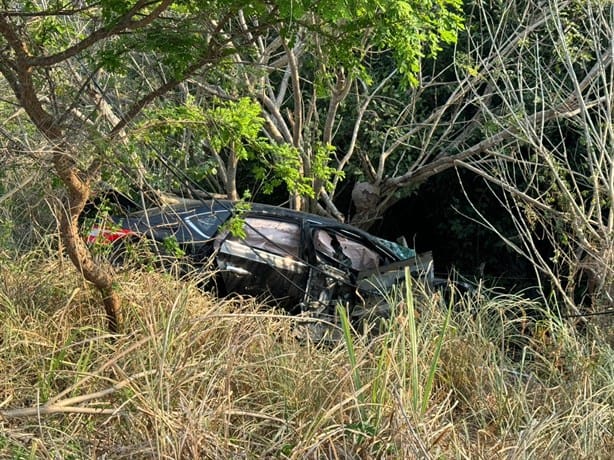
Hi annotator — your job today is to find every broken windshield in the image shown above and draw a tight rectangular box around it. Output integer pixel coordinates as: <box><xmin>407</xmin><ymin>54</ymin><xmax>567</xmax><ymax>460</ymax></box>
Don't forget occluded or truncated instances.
<box><xmin>372</xmin><ymin>236</ymin><xmax>416</xmax><ymax>261</ymax></box>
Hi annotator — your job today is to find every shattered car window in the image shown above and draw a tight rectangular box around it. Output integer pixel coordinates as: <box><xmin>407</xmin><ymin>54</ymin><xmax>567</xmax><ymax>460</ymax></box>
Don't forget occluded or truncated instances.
<box><xmin>373</xmin><ymin>236</ymin><xmax>416</xmax><ymax>260</ymax></box>
<box><xmin>314</xmin><ymin>229</ymin><xmax>382</xmax><ymax>271</ymax></box>
<box><xmin>191</xmin><ymin>210</ymin><xmax>232</xmax><ymax>238</ymax></box>
<box><xmin>236</xmin><ymin>217</ymin><xmax>301</xmax><ymax>258</ymax></box>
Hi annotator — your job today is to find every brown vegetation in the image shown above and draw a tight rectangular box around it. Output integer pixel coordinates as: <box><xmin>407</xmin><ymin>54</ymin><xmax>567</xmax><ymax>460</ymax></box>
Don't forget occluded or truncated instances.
<box><xmin>0</xmin><ymin>251</ymin><xmax>611</xmax><ymax>458</ymax></box>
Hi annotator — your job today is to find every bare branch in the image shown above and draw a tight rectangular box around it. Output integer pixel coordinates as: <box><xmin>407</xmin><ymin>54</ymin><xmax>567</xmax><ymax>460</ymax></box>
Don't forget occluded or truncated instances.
<box><xmin>1</xmin><ymin>370</ymin><xmax>155</xmax><ymax>419</ymax></box>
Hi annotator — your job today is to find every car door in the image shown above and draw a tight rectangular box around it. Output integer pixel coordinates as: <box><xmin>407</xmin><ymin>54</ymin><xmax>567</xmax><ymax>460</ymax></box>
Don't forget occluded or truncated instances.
<box><xmin>215</xmin><ymin>216</ymin><xmax>309</xmax><ymax>311</ymax></box>
<box><xmin>303</xmin><ymin>225</ymin><xmax>387</xmax><ymax>317</ymax></box>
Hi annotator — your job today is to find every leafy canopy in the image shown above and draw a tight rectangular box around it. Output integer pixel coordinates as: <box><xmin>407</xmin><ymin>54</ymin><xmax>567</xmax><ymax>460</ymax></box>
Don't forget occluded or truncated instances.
<box><xmin>5</xmin><ymin>0</ymin><xmax>463</xmax><ymax>85</ymax></box>
<box><xmin>136</xmin><ymin>97</ymin><xmax>336</xmax><ymax>197</ymax></box>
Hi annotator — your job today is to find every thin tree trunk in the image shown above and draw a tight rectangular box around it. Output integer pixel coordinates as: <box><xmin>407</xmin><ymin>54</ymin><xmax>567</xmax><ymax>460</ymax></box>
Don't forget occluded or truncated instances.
<box><xmin>226</xmin><ymin>149</ymin><xmax>239</xmax><ymax>201</ymax></box>
<box><xmin>53</xmin><ymin>152</ymin><xmax>122</xmax><ymax>332</ymax></box>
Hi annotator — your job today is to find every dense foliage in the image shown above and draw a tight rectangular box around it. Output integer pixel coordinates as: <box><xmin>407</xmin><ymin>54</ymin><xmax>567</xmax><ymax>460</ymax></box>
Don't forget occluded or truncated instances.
<box><xmin>0</xmin><ymin>0</ymin><xmax>464</xmax><ymax>329</ymax></box>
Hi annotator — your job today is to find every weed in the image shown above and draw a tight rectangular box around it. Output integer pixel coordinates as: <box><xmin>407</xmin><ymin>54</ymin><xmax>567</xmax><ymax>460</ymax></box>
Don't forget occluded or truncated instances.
<box><xmin>0</xmin><ymin>251</ymin><xmax>612</xmax><ymax>458</ymax></box>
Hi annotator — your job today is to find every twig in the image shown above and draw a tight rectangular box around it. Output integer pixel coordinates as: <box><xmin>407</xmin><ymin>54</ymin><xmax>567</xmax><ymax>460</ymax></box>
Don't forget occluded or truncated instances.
<box><xmin>1</xmin><ymin>406</ymin><xmax>118</xmax><ymax>417</ymax></box>
<box><xmin>46</xmin><ymin>335</ymin><xmax>150</xmax><ymax>405</ymax></box>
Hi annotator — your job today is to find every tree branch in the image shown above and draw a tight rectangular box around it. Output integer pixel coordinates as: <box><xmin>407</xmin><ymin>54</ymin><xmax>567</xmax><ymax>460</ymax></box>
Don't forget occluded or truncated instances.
<box><xmin>0</xmin><ymin>370</ymin><xmax>155</xmax><ymax>419</ymax></box>
<box><xmin>25</xmin><ymin>0</ymin><xmax>174</xmax><ymax>68</ymax></box>
<box><xmin>390</xmin><ymin>96</ymin><xmax>608</xmax><ymax>188</ymax></box>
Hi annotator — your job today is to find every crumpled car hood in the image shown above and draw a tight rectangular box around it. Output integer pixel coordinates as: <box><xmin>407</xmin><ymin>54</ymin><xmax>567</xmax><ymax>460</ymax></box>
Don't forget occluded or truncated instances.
<box><xmin>357</xmin><ymin>251</ymin><xmax>434</xmax><ymax>294</ymax></box>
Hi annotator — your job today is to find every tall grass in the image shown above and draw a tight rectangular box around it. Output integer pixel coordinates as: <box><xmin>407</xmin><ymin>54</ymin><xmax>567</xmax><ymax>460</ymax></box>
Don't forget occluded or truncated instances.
<box><xmin>0</xmin><ymin>250</ymin><xmax>612</xmax><ymax>458</ymax></box>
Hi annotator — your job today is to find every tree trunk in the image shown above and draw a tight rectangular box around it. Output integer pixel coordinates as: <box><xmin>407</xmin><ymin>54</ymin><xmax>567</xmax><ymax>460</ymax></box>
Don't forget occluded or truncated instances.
<box><xmin>350</xmin><ymin>181</ymin><xmax>382</xmax><ymax>229</ymax></box>
<box><xmin>226</xmin><ymin>149</ymin><xmax>239</xmax><ymax>201</ymax></box>
<box><xmin>52</xmin><ymin>152</ymin><xmax>122</xmax><ymax>332</ymax></box>
<box><xmin>15</xmin><ymin>93</ymin><xmax>123</xmax><ymax>332</ymax></box>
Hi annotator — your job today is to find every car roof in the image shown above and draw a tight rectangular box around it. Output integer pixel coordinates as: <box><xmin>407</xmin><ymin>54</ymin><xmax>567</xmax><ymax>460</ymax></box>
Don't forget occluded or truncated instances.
<box><xmin>245</xmin><ymin>202</ymin><xmax>339</xmax><ymax>224</ymax></box>
<box><xmin>122</xmin><ymin>199</ymin><xmax>414</xmax><ymax>261</ymax></box>
<box><xmin>130</xmin><ymin>199</ymin><xmax>341</xmax><ymax>226</ymax></box>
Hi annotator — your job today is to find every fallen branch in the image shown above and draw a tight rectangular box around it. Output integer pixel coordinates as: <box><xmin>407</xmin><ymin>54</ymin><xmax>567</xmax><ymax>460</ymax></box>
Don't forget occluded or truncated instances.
<box><xmin>0</xmin><ymin>370</ymin><xmax>155</xmax><ymax>419</ymax></box>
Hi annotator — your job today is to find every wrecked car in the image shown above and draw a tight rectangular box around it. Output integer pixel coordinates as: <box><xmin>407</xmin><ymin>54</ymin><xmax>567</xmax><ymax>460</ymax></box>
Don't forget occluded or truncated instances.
<box><xmin>87</xmin><ymin>199</ymin><xmax>448</xmax><ymax>332</ymax></box>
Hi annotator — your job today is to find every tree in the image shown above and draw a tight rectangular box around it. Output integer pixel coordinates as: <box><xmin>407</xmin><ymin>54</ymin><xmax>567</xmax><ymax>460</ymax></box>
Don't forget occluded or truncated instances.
<box><xmin>1</xmin><ymin>1</ymin><xmax>184</xmax><ymax>332</ymax></box>
<box><xmin>0</xmin><ymin>0</ymin><xmax>465</xmax><ymax>331</ymax></box>
<box><xmin>281</xmin><ymin>0</ymin><xmax>609</xmax><ymax>237</ymax></box>
<box><xmin>125</xmin><ymin>1</ymin><xmax>464</xmax><ymax>217</ymax></box>
<box><xmin>0</xmin><ymin>1</ymin><xmax>287</xmax><ymax>331</ymax></box>
<box><xmin>449</xmin><ymin>0</ymin><xmax>613</xmax><ymax>316</ymax></box>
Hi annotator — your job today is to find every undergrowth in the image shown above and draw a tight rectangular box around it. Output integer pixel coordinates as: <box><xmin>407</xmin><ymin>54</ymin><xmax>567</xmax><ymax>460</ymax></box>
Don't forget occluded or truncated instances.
<box><xmin>0</xmin><ymin>250</ymin><xmax>612</xmax><ymax>459</ymax></box>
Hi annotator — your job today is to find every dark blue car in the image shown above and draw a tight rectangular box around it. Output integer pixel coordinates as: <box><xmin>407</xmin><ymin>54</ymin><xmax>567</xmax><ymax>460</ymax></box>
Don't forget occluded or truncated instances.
<box><xmin>87</xmin><ymin>198</ymin><xmax>443</xmax><ymax>333</ymax></box>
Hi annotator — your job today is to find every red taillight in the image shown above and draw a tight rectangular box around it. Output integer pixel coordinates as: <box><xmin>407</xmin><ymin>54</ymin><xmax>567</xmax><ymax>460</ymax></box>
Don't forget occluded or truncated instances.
<box><xmin>87</xmin><ymin>225</ymin><xmax>135</xmax><ymax>244</ymax></box>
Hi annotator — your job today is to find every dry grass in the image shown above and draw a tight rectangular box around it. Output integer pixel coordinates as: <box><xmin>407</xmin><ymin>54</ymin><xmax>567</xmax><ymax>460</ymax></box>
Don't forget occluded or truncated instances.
<box><xmin>0</xmin><ymin>250</ymin><xmax>612</xmax><ymax>459</ymax></box>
